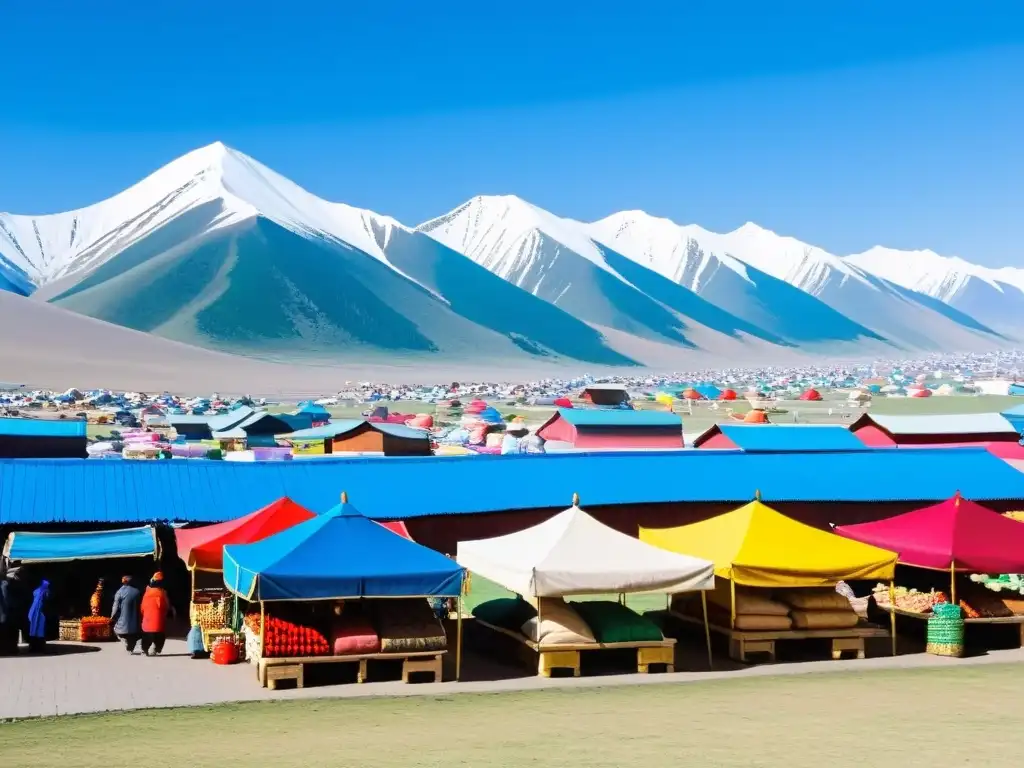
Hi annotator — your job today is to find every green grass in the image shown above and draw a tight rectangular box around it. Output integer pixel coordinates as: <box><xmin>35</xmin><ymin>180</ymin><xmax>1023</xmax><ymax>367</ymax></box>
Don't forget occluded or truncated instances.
<box><xmin>4</xmin><ymin>664</ymin><xmax>1024</xmax><ymax>766</ymax></box>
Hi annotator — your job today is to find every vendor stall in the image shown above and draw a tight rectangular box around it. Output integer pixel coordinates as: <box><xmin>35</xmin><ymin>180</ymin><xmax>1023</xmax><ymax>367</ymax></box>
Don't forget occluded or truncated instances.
<box><xmin>2</xmin><ymin>526</ymin><xmax>159</xmax><ymax>643</ymax></box>
<box><xmin>457</xmin><ymin>495</ymin><xmax>714</xmax><ymax>677</ymax></box>
<box><xmin>175</xmin><ymin>497</ymin><xmax>317</xmax><ymax>650</ymax></box>
<box><xmin>223</xmin><ymin>493</ymin><xmax>465</xmax><ymax>689</ymax></box>
<box><xmin>640</xmin><ymin>496</ymin><xmax>898</xmax><ymax>663</ymax></box>
<box><xmin>836</xmin><ymin>493</ymin><xmax>1024</xmax><ymax>647</ymax></box>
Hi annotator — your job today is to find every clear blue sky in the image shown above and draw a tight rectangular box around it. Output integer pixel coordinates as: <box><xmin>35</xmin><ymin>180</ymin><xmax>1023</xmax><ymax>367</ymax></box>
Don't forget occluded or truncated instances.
<box><xmin>2</xmin><ymin>2</ymin><xmax>1022</xmax><ymax>266</ymax></box>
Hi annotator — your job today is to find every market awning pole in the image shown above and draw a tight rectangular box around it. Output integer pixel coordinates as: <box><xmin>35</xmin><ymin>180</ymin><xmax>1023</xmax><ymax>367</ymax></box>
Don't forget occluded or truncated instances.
<box><xmin>456</xmin><ymin>595</ymin><xmax>463</xmax><ymax>682</ymax></box>
<box><xmin>889</xmin><ymin>580</ymin><xmax>897</xmax><ymax>657</ymax></box>
<box><xmin>190</xmin><ymin>567</ymin><xmax>196</xmax><ymax>602</ymax></box>
<box><xmin>730</xmin><ymin>577</ymin><xmax>736</xmax><ymax>630</ymax></box>
<box><xmin>950</xmin><ymin>561</ymin><xmax>957</xmax><ymax>605</ymax></box>
<box><xmin>701</xmin><ymin>590</ymin><xmax>713</xmax><ymax>670</ymax></box>
<box><xmin>259</xmin><ymin>601</ymin><xmax>266</xmax><ymax>656</ymax></box>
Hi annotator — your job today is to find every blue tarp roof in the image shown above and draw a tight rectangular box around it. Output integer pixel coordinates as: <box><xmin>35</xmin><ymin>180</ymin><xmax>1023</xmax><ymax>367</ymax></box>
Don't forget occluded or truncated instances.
<box><xmin>709</xmin><ymin>424</ymin><xmax>868</xmax><ymax>451</ymax></box>
<box><xmin>0</xmin><ymin>417</ymin><xmax>86</xmax><ymax>438</ymax></box>
<box><xmin>3</xmin><ymin>526</ymin><xmax>157</xmax><ymax>563</ymax></box>
<box><xmin>694</xmin><ymin>384</ymin><xmax>721</xmax><ymax>400</ymax></box>
<box><xmin>2</xmin><ymin>448</ymin><xmax>1023</xmax><ymax>525</ymax></box>
<box><xmin>551</xmin><ymin>409</ymin><xmax>682</xmax><ymax>428</ymax></box>
<box><xmin>222</xmin><ymin>500</ymin><xmax>464</xmax><ymax>600</ymax></box>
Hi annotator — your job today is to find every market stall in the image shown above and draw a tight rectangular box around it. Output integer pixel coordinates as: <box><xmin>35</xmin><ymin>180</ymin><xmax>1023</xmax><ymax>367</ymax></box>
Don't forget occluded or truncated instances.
<box><xmin>640</xmin><ymin>496</ymin><xmax>897</xmax><ymax>663</ymax></box>
<box><xmin>222</xmin><ymin>493</ymin><xmax>465</xmax><ymax>689</ymax></box>
<box><xmin>457</xmin><ymin>496</ymin><xmax>714</xmax><ymax>677</ymax></box>
<box><xmin>2</xmin><ymin>526</ymin><xmax>159</xmax><ymax>642</ymax></box>
<box><xmin>175</xmin><ymin>497</ymin><xmax>316</xmax><ymax>649</ymax></box>
<box><xmin>836</xmin><ymin>493</ymin><xmax>1024</xmax><ymax>647</ymax></box>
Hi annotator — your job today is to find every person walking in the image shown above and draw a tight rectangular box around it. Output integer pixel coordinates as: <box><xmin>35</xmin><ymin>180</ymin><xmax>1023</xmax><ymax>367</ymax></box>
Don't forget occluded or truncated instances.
<box><xmin>110</xmin><ymin>575</ymin><xmax>143</xmax><ymax>654</ymax></box>
<box><xmin>140</xmin><ymin>572</ymin><xmax>172</xmax><ymax>656</ymax></box>
<box><xmin>26</xmin><ymin>579</ymin><xmax>51</xmax><ymax>653</ymax></box>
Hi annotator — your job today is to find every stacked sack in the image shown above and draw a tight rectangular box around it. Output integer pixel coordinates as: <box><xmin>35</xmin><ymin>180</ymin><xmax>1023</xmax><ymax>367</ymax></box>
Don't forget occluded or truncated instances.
<box><xmin>676</xmin><ymin>578</ymin><xmax>792</xmax><ymax>630</ymax></box>
<box><xmin>776</xmin><ymin>589</ymin><xmax>859</xmax><ymax>629</ymax></box>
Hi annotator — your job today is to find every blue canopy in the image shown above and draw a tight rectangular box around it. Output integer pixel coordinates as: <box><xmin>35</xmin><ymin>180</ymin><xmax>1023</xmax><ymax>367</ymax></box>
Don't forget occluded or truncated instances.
<box><xmin>222</xmin><ymin>499</ymin><xmax>464</xmax><ymax>601</ymax></box>
<box><xmin>3</xmin><ymin>526</ymin><xmax>158</xmax><ymax>563</ymax></box>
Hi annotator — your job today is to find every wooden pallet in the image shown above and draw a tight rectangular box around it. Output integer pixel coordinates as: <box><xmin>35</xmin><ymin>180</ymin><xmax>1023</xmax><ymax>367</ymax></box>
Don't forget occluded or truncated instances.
<box><xmin>255</xmin><ymin>650</ymin><xmax>447</xmax><ymax>689</ymax></box>
<box><xmin>669</xmin><ymin>611</ymin><xmax>888</xmax><ymax>663</ymax></box>
<box><xmin>474</xmin><ymin>619</ymin><xmax>675</xmax><ymax>677</ymax></box>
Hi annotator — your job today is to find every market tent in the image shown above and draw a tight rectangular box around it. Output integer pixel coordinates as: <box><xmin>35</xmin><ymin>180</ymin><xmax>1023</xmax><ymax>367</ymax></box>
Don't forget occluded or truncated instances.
<box><xmin>834</xmin><ymin>492</ymin><xmax>1024</xmax><ymax>573</ymax></box>
<box><xmin>457</xmin><ymin>501</ymin><xmax>714</xmax><ymax>597</ymax></box>
<box><xmin>694</xmin><ymin>384</ymin><xmax>721</xmax><ymax>400</ymax></box>
<box><xmin>222</xmin><ymin>495</ymin><xmax>464</xmax><ymax>601</ymax></box>
<box><xmin>639</xmin><ymin>499</ymin><xmax>897</xmax><ymax>588</ymax></box>
<box><xmin>379</xmin><ymin>520</ymin><xmax>412</xmax><ymax>540</ymax></box>
<box><xmin>3</xmin><ymin>526</ymin><xmax>158</xmax><ymax>563</ymax></box>
<box><xmin>719</xmin><ymin>389</ymin><xmax>738</xmax><ymax>401</ymax></box>
<box><xmin>799</xmin><ymin>388</ymin><xmax>823</xmax><ymax>401</ymax></box>
<box><xmin>175</xmin><ymin>497</ymin><xmax>316</xmax><ymax>571</ymax></box>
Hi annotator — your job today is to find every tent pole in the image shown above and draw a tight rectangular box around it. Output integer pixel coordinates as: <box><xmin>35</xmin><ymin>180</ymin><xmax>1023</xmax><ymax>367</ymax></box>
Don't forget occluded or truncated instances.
<box><xmin>889</xmin><ymin>580</ymin><xmax>897</xmax><ymax>657</ymax></box>
<box><xmin>190</xmin><ymin>567</ymin><xmax>196</xmax><ymax>603</ymax></box>
<box><xmin>950</xmin><ymin>561</ymin><xmax>957</xmax><ymax>605</ymax></box>
<box><xmin>730</xmin><ymin>578</ymin><xmax>736</xmax><ymax>630</ymax></box>
<box><xmin>259</xmin><ymin>601</ymin><xmax>266</xmax><ymax>656</ymax></box>
<box><xmin>456</xmin><ymin>594</ymin><xmax>463</xmax><ymax>682</ymax></box>
<box><xmin>701</xmin><ymin>590</ymin><xmax>713</xmax><ymax>670</ymax></box>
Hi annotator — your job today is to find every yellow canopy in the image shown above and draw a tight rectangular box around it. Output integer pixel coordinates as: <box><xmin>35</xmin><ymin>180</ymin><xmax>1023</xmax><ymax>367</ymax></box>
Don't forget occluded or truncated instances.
<box><xmin>639</xmin><ymin>500</ymin><xmax>898</xmax><ymax>588</ymax></box>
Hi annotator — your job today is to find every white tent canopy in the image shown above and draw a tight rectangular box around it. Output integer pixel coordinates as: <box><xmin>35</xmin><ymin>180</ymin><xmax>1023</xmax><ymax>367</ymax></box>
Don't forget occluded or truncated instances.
<box><xmin>457</xmin><ymin>503</ymin><xmax>715</xmax><ymax>597</ymax></box>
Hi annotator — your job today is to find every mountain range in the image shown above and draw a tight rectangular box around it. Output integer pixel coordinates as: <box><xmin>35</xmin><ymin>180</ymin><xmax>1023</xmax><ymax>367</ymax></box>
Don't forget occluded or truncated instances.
<box><xmin>1</xmin><ymin>142</ymin><xmax>1021</xmax><ymax>383</ymax></box>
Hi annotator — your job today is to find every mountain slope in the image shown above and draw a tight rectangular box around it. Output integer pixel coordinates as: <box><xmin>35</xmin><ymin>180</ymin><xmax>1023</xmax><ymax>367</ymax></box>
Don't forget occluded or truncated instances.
<box><xmin>847</xmin><ymin>246</ymin><xmax>1024</xmax><ymax>333</ymax></box>
<box><xmin>417</xmin><ymin>195</ymin><xmax>789</xmax><ymax>349</ymax></box>
<box><xmin>5</xmin><ymin>144</ymin><xmax>634</xmax><ymax>366</ymax></box>
<box><xmin>641</xmin><ymin>221</ymin><xmax>1003</xmax><ymax>351</ymax></box>
<box><xmin>588</xmin><ymin>211</ymin><xmax>884</xmax><ymax>347</ymax></box>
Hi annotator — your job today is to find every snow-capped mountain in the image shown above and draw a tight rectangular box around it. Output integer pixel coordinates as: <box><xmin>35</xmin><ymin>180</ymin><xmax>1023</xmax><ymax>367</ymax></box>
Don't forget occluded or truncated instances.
<box><xmin>2</xmin><ymin>144</ymin><xmax>632</xmax><ymax>365</ymax></box>
<box><xmin>586</xmin><ymin>215</ymin><xmax>1005</xmax><ymax>351</ymax></box>
<box><xmin>846</xmin><ymin>246</ymin><xmax>1024</xmax><ymax>333</ymax></box>
<box><xmin>417</xmin><ymin>195</ymin><xmax>789</xmax><ymax>349</ymax></box>
<box><xmin>587</xmin><ymin>211</ymin><xmax>884</xmax><ymax>347</ymax></box>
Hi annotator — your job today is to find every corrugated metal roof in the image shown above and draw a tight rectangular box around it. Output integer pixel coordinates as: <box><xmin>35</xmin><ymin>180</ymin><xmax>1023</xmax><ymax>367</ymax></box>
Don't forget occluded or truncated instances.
<box><xmin>553</xmin><ymin>409</ymin><xmax>682</xmax><ymax>428</ymax></box>
<box><xmin>287</xmin><ymin>420</ymin><xmax>428</xmax><ymax>441</ymax></box>
<box><xmin>0</xmin><ymin>417</ymin><xmax>86</xmax><ymax>438</ymax></box>
<box><xmin>862</xmin><ymin>413</ymin><xmax>1017</xmax><ymax>436</ymax></box>
<box><xmin>212</xmin><ymin>412</ymin><xmax>292</xmax><ymax>439</ymax></box>
<box><xmin>712</xmin><ymin>424</ymin><xmax>868</xmax><ymax>451</ymax></box>
<box><xmin>1</xmin><ymin>447</ymin><xmax>1023</xmax><ymax>525</ymax></box>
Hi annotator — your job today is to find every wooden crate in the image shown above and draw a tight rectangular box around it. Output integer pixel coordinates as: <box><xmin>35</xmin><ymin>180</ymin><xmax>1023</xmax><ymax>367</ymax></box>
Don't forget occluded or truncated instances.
<box><xmin>59</xmin><ymin>619</ymin><xmax>81</xmax><ymax>641</ymax></box>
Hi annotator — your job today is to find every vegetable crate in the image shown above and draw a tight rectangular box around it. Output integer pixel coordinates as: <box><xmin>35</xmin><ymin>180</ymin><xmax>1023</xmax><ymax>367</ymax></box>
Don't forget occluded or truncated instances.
<box><xmin>59</xmin><ymin>619</ymin><xmax>82</xmax><ymax>641</ymax></box>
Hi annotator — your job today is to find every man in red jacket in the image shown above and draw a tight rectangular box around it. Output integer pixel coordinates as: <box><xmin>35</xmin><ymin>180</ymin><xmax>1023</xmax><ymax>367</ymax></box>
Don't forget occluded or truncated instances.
<box><xmin>140</xmin><ymin>572</ymin><xmax>173</xmax><ymax>656</ymax></box>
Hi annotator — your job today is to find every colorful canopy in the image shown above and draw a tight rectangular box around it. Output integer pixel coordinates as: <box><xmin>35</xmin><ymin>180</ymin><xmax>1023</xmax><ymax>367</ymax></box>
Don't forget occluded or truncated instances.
<box><xmin>3</xmin><ymin>526</ymin><xmax>157</xmax><ymax>563</ymax></box>
<box><xmin>222</xmin><ymin>496</ymin><xmax>464</xmax><ymax>601</ymax></box>
<box><xmin>175</xmin><ymin>497</ymin><xmax>315</xmax><ymax>571</ymax></box>
<box><xmin>457</xmin><ymin>503</ymin><xmax>714</xmax><ymax>597</ymax></box>
<box><xmin>835</xmin><ymin>493</ymin><xmax>1024</xmax><ymax>573</ymax></box>
<box><xmin>640</xmin><ymin>500</ymin><xmax>898</xmax><ymax>588</ymax></box>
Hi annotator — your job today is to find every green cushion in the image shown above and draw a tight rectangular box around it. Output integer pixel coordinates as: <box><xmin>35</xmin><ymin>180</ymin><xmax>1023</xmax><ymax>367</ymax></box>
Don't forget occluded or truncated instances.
<box><xmin>472</xmin><ymin>598</ymin><xmax>537</xmax><ymax>632</ymax></box>
<box><xmin>570</xmin><ymin>600</ymin><xmax>664</xmax><ymax>643</ymax></box>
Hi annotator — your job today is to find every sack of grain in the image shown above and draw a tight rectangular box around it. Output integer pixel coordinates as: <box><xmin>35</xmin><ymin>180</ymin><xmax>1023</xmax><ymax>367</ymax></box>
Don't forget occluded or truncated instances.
<box><xmin>706</xmin><ymin>579</ymin><xmax>789</xmax><ymax>616</ymax></box>
<box><xmin>789</xmin><ymin>609</ymin><xmax>859</xmax><ymax>630</ymax></box>
<box><xmin>778</xmin><ymin>590</ymin><xmax>852</xmax><ymax>611</ymax></box>
<box><xmin>732</xmin><ymin>614</ymin><xmax>793</xmax><ymax>631</ymax></box>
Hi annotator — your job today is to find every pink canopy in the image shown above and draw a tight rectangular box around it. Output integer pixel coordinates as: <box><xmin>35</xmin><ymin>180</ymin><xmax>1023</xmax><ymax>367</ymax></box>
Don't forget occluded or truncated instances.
<box><xmin>835</xmin><ymin>493</ymin><xmax>1024</xmax><ymax>573</ymax></box>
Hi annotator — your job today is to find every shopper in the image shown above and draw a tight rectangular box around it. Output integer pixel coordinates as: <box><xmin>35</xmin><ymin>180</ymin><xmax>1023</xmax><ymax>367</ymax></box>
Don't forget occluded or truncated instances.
<box><xmin>140</xmin><ymin>572</ymin><xmax>172</xmax><ymax>656</ymax></box>
<box><xmin>26</xmin><ymin>578</ymin><xmax>51</xmax><ymax>653</ymax></box>
<box><xmin>110</xmin><ymin>575</ymin><xmax>143</xmax><ymax>654</ymax></box>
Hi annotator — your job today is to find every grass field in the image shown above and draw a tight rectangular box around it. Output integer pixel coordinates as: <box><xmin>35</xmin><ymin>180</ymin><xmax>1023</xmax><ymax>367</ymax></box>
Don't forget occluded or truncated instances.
<box><xmin>4</xmin><ymin>664</ymin><xmax>1023</xmax><ymax>767</ymax></box>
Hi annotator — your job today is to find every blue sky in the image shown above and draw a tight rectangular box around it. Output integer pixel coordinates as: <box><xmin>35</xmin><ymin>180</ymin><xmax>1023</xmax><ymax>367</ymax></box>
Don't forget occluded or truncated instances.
<box><xmin>2</xmin><ymin>2</ymin><xmax>1022</xmax><ymax>266</ymax></box>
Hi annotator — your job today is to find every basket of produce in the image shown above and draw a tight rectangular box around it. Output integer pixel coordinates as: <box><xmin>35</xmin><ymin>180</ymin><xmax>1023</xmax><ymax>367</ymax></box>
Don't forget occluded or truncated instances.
<box><xmin>80</xmin><ymin>616</ymin><xmax>113</xmax><ymax>642</ymax></box>
<box><xmin>59</xmin><ymin>619</ymin><xmax>82</xmax><ymax>641</ymax></box>
<box><xmin>926</xmin><ymin>603</ymin><xmax>964</xmax><ymax>657</ymax></box>
<box><xmin>190</xmin><ymin>597</ymin><xmax>230</xmax><ymax>630</ymax></box>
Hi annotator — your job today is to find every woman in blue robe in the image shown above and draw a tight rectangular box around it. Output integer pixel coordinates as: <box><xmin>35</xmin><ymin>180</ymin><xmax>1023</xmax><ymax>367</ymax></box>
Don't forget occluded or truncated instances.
<box><xmin>27</xmin><ymin>579</ymin><xmax>51</xmax><ymax>653</ymax></box>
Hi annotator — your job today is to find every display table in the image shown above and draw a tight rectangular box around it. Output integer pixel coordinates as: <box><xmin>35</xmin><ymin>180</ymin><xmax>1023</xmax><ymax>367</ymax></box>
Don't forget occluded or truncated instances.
<box><xmin>663</xmin><ymin>610</ymin><xmax>889</xmax><ymax>663</ymax></box>
<box><xmin>474</xmin><ymin>618</ymin><xmax>676</xmax><ymax>677</ymax></box>
<box><xmin>877</xmin><ymin>604</ymin><xmax>1024</xmax><ymax>645</ymax></box>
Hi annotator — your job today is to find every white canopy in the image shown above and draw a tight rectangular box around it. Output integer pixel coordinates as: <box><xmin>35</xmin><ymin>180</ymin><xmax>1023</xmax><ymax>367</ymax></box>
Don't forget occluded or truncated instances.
<box><xmin>457</xmin><ymin>504</ymin><xmax>715</xmax><ymax>597</ymax></box>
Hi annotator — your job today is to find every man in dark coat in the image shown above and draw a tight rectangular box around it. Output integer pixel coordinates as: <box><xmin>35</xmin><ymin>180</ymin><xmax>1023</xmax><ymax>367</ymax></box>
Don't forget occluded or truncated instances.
<box><xmin>110</xmin><ymin>575</ymin><xmax>143</xmax><ymax>654</ymax></box>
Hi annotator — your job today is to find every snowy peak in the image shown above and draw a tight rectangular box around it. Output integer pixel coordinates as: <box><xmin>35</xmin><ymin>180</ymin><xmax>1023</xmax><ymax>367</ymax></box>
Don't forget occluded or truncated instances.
<box><xmin>847</xmin><ymin>246</ymin><xmax>1024</xmax><ymax>298</ymax></box>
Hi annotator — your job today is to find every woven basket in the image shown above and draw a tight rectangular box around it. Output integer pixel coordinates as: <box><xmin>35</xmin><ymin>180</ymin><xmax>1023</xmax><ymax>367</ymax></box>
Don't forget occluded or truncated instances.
<box><xmin>59</xmin><ymin>619</ymin><xmax>82</xmax><ymax>641</ymax></box>
<box><xmin>927</xmin><ymin>608</ymin><xmax>964</xmax><ymax>657</ymax></box>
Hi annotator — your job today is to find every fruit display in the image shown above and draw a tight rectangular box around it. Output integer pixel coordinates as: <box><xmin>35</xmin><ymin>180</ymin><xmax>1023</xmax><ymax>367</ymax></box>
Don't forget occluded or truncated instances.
<box><xmin>191</xmin><ymin>596</ymin><xmax>230</xmax><ymax>630</ymax></box>
<box><xmin>79</xmin><ymin>615</ymin><xmax>113</xmax><ymax>641</ymax></box>
<box><xmin>871</xmin><ymin>585</ymin><xmax>946</xmax><ymax>614</ymax></box>
<box><xmin>244</xmin><ymin>612</ymin><xmax>329</xmax><ymax>658</ymax></box>
<box><xmin>89</xmin><ymin>579</ymin><xmax>105</xmax><ymax>617</ymax></box>
<box><xmin>972</xmin><ymin>573</ymin><xmax>1024</xmax><ymax>595</ymax></box>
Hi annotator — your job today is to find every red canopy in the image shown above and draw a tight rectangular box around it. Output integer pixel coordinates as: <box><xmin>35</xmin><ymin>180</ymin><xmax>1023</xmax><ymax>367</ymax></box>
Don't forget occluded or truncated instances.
<box><xmin>799</xmin><ymin>388</ymin><xmax>822</xmax><ymax>401</ymax></box>
<box><xmin>378</xmin><ymin>520</ymin><xmax>412</xmax><ymax>540</ymax></box>
<box><xmin>835</xmin><ymin>493</ymin><xmax>1024</xmax><ymax>573</ymax></box>
<box><xmin>553</xmin><ymin>397</ymin><xmax>573</xmax><ymax>408</ymax></box>
<box><xmin>719</xmin><ymin>389</ymin><xmax>738</xmax><ymax>401</ymax></box>
<box><xmin>909</xmin><ymin>388</ymin><xmax>932</xmax><ymax>398</ymax></box>
<box><xmin>175</xmin><ymin>497</ymin><xmax>316</xmax><ymax>571</ymax></box>
<box><xmin>682</xmin><ymin>388</ymin><xmax>703</xmax><ymax>400</ymax></box>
